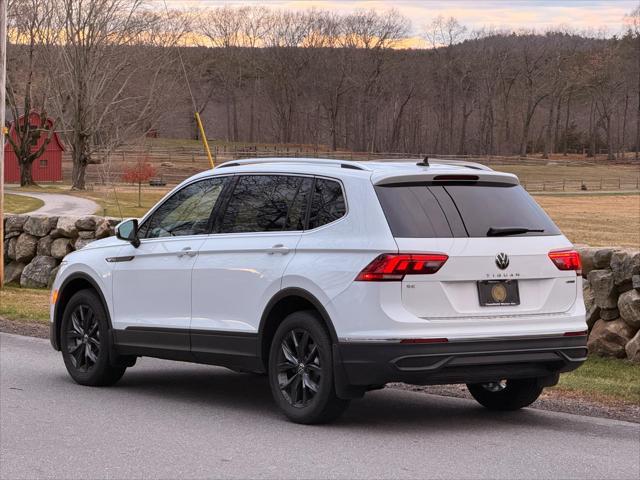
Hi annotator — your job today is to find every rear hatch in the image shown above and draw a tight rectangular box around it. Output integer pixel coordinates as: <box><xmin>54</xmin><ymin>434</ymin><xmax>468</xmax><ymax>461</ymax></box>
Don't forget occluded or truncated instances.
<box><xmin>374</xmin><ymin>175</ymin><xmax>578</xmax><ymax>319</ymax></box>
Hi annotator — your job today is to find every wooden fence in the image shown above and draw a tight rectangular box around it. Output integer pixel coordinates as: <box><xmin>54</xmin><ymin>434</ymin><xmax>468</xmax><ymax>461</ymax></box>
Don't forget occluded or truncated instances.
<box><xmin>522</xmin><ymin>177</ymin><xmax>640</xmax><ymax>192</ymax></box>
<box><xmin>56</xmin><ymin>147</ymin><xmax>640</xmax><ymax>193</ymax></box>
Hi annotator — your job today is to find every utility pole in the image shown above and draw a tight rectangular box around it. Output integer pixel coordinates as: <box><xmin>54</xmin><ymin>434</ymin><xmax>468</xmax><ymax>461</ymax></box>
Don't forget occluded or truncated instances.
<box><xmin>0</xmin><ymin>0</ymin><xmax>7</xmax><ymax>288</ymax></box>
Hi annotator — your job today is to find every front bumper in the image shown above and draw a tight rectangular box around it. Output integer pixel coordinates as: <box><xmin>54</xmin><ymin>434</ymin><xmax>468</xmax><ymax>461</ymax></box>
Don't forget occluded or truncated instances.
<box><xmin>336</xmin><ymin>335</ymin><xmax>587</xmax><ymax>387</ymax></box>
<box><xmin>50</xmin><ymin>322</ymin><xmax>59</xmax><ymax>350</ymax></box>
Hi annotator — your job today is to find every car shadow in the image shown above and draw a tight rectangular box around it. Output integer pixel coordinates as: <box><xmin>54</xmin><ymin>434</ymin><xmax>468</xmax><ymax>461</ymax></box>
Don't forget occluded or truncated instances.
<box><xmin>96</xmin><ymin>361</ymin><xmax>637</xmax><ymax>435</ymax></box>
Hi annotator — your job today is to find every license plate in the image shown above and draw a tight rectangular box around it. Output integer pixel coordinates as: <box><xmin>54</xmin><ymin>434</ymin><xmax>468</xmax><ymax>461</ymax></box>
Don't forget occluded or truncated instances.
<box><xmin>477</xmin><ymin>280</ymin><xmax>520</xmax><ymax>306</ymax></box>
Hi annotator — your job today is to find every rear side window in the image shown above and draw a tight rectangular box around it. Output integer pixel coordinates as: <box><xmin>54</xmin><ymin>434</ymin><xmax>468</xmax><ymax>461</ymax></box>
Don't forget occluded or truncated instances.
<box><xmin>375</xmin><ymin>183</ymin><xmax>560</xmax><ymax>238</ymax></box>
<box><xmin>308</xmin><ymin>178</ymin><xmax>346</xmax><ymax>229</ymax></box>
<box><xmin>219</xmin><ymin>175</ymin><xmax>309</xmax><ymax>233</ymax></box>
<box><xmin>375</xmin><ymin>185</ymin><xmax>452</xmax><ymax>238</ymax></box>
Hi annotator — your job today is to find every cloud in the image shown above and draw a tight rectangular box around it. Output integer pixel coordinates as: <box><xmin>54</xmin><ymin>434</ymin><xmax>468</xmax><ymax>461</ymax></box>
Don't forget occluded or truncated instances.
<box><xmin>158</xmin><ymin>0</ymin><xmax>637</xmax><ymax>36</ymax></box>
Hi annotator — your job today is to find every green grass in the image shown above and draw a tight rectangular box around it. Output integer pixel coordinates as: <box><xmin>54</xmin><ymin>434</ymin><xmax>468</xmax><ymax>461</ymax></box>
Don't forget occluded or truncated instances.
<box><xmin>0</xmin><ymin>285</ymin><xmax>50</xmax><ymax>323</ymax></box>
<box><xmin>552</xmin><ymin>356</ymin><xmax>640</xmax><ymax>404</ymax></box>
<box><xmin>4</xmin><ymin>193</ymin><xmax>44</xmax><ymax>214</ymax></box>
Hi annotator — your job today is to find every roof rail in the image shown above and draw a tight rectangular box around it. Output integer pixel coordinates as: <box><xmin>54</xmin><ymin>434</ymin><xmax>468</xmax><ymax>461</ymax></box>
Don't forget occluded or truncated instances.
<box><xmin>215</xmin><ymin>157</ymin><xmax>371</xmax><ymax>171</ymax></box>
<box><xmin>427</xmin><ymin>158</ymin><xmax>493</xmax><ymax>171</ymax></box>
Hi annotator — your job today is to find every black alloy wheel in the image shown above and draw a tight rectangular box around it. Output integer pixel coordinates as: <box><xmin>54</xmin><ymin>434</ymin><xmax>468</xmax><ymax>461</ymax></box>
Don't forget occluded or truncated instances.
<box><xmin>277</xmin><ymin>329</ymin><xmax>322</xmax><ymax>408</ymax></box>
<box><xmin>61</xmin><ymin>290</ymin><xmax>126</xmax><ymax>386</ymax></box>
<box><xmin>66</xmin><ymin>304</ymin><xmax>101</xmax><ymax>372</ymax></box>
<box><xmin>268</xmin><ymin>310</ymin><xmax>349</xmax><ymax>424</ymax></box>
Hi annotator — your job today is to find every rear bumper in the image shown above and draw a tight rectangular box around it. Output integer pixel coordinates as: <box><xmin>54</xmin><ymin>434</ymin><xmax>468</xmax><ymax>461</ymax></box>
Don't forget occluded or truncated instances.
<box><xmin>336</xmin><ymin>335</ymin><xmax>587</xmax><ymax>387</ymax></box>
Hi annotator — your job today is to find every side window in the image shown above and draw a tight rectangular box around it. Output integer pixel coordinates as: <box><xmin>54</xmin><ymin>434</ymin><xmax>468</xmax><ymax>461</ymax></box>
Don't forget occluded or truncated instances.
<box><xmin>375</xmin><ymin>185</ymin><xmax>453</xmax><ymax>238</ymax></box>
<box><xmin>140</xmin><ymin>177</ymin><xmax>226</xmax><ymax>238</ymax></box>
<box><xmin>219</xmin><ymin>175</ymin><xmax>308</xmax><ymax>233</ymax></box>
<box><xmin>308</xmin><ymin>178</ymin><xmax>346</xmax><ymax>229</ymax></box>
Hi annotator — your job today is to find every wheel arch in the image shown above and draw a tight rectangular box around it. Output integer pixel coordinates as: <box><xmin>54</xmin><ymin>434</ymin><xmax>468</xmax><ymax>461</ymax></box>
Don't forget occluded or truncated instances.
<box><xmin>257</xmin><ymin>288</ymin><xmax>338</xmax><ymax>368</ymax></box>
<box><xmin>52</xmin><ymin>272</ymin><xmax>112</xmax><ymax>351</ymax></box>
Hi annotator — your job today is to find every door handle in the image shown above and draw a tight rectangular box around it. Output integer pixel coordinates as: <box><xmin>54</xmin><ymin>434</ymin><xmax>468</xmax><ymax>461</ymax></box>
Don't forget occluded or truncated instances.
<box><xmin>268</xmin><ymin>244</ymin><xmax>290</xmax><ymax>255</ymax></box>
<box><xmin>177</xmin><ymin>247</ymin><xmax>197</xmax><ymax>258</ymax></box>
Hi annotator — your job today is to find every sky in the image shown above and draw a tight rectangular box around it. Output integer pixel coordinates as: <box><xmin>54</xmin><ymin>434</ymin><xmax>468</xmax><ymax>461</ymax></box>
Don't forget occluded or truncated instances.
<box><xmin>160</xmin><ymin>0</ymin><xmax>639</xmax><ymax>38</ymax></box>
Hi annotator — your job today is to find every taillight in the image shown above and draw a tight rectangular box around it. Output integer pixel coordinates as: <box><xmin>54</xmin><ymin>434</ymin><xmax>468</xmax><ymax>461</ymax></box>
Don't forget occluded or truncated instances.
<box><xmin>355</xmin><ymin>253</ymin><xmax>448</xmax><ymax>281</ymax></box>
<box><xmin>548</xmin><ymin>249</ymin><xmax>582</xmax><ymax>273</ymax></box>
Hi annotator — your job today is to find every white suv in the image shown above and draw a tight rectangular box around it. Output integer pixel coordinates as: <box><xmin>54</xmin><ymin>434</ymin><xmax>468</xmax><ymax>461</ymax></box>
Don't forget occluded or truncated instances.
<box><xmin>50</xmin><ymin>158</ymin><xmax>587</xmax><ymax>424</ymax></box>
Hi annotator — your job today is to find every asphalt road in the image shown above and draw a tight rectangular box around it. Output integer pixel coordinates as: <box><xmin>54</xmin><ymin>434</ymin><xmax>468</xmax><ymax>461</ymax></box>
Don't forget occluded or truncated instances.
<box><xmin>1</xmin><ymin>333</ymin><xmax>638</xmax><ymax>480</ymax></box>
<box><xmin>7</xmin><ymin>190</ymin><xmax>99</xmax><ymax>216</ymax></box>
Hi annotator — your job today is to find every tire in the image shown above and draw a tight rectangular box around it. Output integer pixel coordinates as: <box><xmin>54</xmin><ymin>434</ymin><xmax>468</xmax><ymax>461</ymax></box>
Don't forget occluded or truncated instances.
<box><xmin>60</xmin><ymin>289</ymin><xmax>126</xmax><ymax>386</ymax></box>
<box><xmin>466</xmin><ymin>378</ymin><xmax>544</xmax><ymax>411</ymax></box>
<box><xmin>268</xmin><ymin>310</ymin><xmax>350</xmax><ymax>424</ymax></box>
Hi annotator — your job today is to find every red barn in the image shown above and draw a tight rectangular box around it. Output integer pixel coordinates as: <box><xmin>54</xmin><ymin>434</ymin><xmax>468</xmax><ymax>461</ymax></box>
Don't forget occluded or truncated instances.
<box><xmin>4</xmin><ymin>112</ymin><xmax>64</xmax><ymax>183</ymax></box>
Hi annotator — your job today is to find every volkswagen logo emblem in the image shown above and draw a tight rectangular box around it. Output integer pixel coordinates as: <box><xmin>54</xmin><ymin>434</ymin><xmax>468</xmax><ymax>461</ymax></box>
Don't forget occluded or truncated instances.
<box><xmin>495</xmin><ymin>252</ymin><xmax>510</xmax><ymax>270</ymax></box>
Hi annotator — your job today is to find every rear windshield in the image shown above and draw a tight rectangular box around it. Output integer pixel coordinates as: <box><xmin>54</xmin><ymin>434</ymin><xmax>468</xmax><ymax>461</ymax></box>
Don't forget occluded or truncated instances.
<box><xmin>375</xmin><ymin>183</ymin><xmax>560</xmax><ymax>238</ymax></box>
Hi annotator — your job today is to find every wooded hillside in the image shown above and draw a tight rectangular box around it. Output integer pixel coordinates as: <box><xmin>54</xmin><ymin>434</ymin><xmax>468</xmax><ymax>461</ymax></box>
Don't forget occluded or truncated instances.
<box><xmin>6</xmin><ymin>2</ymin><xmax>639</xmax><ymax>187</ymax></box>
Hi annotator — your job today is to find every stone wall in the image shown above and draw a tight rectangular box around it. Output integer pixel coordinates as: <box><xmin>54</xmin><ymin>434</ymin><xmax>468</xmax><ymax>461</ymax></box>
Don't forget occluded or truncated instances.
<box><xmin>578</xmin><ymin>246</ymin><xmax>640</xmax><ymax>363</ymax></box>
<box><xmin>3</xmin><ymin>215</ymin><xmax>640</xmax><ymax>362</ymax></box>
<box><xmin>2</xmin><ymin>214</ymin><xmax>117</xmax><ymax>288</ymax></box>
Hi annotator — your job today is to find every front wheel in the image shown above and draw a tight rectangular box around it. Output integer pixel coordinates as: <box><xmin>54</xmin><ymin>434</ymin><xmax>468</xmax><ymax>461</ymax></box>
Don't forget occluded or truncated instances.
<box><xmin>60</xmin><ymin>289</ymin><xmax>126</xmax><ymax>386</ymax></box>
<box><xmin>467</xmin><ymin>378</ymin><xmax>543</xmax><ymax>411</ymax></box>
<box><xmin>268</xmin><ymin>310</ymin><xmax>349</xmax><ymax>424</ymax></box>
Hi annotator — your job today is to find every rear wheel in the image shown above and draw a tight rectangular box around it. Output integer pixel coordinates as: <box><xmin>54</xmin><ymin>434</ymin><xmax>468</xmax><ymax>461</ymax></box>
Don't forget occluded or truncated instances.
<box><xmin>61</xmin><ymin>289</ymin><xmax>126</xmax><ymax>386</ymax></box>
<box><xmin>466</xmin><ymin>378</ymin><xmax>543</xmax><ymax>411</ymax></box>
<box><xmin>268</xmin><ymin>310</ymin><xmax>349</xmax><ymax>424</ymax></box>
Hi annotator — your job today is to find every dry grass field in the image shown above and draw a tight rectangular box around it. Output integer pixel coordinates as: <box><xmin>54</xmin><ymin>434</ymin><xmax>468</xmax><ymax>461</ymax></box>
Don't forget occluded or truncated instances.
<box><xmin>535</xmin><ymin>193</ymin><xmax>640</xmax><ymax>248</ymax></box>
<box><xmin>3</xmin><ymin>193</ymin><xmax>44</xmax><ymax>214</ymax></box>
<box><xmin>74</xmin><ymin>187</ymin><xmax>168</xmax><ymax>218</ymax></box>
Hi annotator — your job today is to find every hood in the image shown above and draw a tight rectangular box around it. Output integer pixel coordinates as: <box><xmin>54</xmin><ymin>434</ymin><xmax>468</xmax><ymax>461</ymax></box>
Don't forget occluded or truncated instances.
<box><xmin>76</xmin><ymin>235</ymin><xmax>124</xmax><ymax>251</ymax></box>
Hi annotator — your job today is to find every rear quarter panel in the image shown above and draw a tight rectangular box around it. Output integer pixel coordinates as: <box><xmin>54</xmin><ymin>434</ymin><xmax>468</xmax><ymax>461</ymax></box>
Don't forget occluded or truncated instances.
<box><xmin>281</xmin><ymin>175</ymin><xmax>397</xmax><ymax>324</ymax></box>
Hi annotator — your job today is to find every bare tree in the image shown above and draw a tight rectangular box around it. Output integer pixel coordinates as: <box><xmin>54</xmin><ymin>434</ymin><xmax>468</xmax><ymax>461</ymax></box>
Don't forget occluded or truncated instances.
<box><xmin>625</xmin><ymin>6</ymin><xmax>640</xmax><ymax>161</ymax></box>
<box><xmin>44</xmin><ymin>0</ymin><xmax>182</xmax><ymax>189</ymax></box>
<box><xmin>584</xmin><ymin>43</ymin><xmax>624</xmax><ymax>161</ymax></box>
<box><xmin>423</xmin><ymin>17</ymin><xmax>468</xmax><ymax>154</ymax></box>
<box><xmin>5</xmin><ymin>0</ymin><xmax>55</xmax><ymax>186</ymax></box>
<box><xmin>7</xmin><ymin>3</ymin><xmax>635</xmax><ymax>165</ymax></box>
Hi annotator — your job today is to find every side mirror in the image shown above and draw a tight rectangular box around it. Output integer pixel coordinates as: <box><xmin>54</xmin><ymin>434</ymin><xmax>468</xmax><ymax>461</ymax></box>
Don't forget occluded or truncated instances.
<box><xmin>116</xmin><ymin>219</ymin><xmax>140</xmax><ymax>248</ymax></box>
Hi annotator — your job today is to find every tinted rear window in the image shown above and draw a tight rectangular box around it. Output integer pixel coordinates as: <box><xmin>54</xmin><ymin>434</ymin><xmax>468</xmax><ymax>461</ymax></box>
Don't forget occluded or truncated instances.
<box><xmin>375</xmin><ymin>183</ymin><xmax>560</xmax><ymax>238</ymax></box>
<box><xmin>375</xmin><ymin>185</ymin><xmax>452</xmax><ymax>238</ymax></box>
<box><xmin>308</xmin><ymin>179</ymin><xmax>346</xmax><ymax>229</ymax></box>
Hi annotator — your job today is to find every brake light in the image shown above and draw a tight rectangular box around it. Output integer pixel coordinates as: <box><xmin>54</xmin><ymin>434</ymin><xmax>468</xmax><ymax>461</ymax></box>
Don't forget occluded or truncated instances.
<box><xmin>355</xmin><ymin>253</ymin><xmax>448</xmax><ymax>281</ymax></box>
<box><xmin>433</xmin><ymin>175</ymin><xmax>479</xmax><ymax>182</ymax></box>
<box><xmin>548</xmin><ymin>249</ymin><xmax>582</xmax><ymax>273</ymax></box>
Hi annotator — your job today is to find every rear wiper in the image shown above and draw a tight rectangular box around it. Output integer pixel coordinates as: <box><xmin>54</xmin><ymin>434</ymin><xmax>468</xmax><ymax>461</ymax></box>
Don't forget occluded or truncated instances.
<box><xmin>486</xmin><ymin>227</ymin><xmax>545</xmax><ymax>237</ymax></box>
